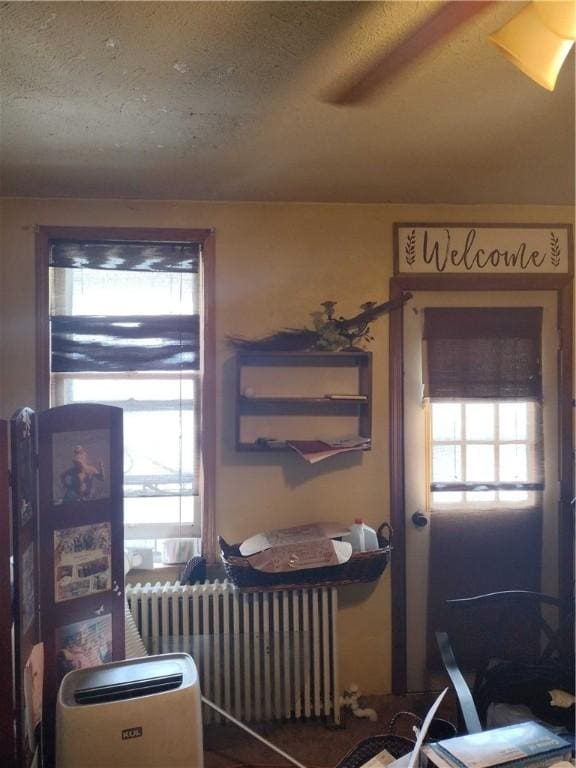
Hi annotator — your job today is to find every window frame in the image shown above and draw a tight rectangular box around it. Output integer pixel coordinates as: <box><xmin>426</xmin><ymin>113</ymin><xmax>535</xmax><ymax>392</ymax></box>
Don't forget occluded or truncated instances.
<box><xmin>36</xmin><ymin>226</ymin><xmax>217</xmax><ymax>561</ymax></box>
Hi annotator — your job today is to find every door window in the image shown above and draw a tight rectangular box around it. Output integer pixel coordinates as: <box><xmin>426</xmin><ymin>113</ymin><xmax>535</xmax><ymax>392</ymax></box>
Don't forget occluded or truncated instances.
<box><xmin>430</xmin><ymin>400</ymin><xmax>542</xmax><ymax>507</ymax></box>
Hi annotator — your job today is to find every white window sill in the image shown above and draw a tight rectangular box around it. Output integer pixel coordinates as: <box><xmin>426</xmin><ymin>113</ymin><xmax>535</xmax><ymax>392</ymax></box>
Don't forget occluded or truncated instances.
<box><xmin>125</xmin><ymin>564</ymin><xmax>182</xmax><ymax>584</ymax></box>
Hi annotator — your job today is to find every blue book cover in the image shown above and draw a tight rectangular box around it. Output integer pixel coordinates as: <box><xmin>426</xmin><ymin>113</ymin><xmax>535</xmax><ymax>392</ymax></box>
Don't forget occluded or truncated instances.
<box><xmin>432</xmin><ymin>722</ymin><xmax>571</xmax><ymax>768</ymax></box>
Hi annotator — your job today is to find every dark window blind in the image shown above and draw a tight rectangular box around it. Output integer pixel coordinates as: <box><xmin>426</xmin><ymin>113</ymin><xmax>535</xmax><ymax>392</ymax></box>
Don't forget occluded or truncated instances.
<box><xmin>423</xmin><ymin>307</ymin><xmax>543</xmax><ymax>400</ymax></box>
<box><xmin>50</xmin><ymin>315</ymin><xmax>200</xmax><ymax>372</ymax></box>
<box><xmin>50</xmin><ymin>240</ymin><xmax>200</xmax><ymax>273</ymax></box>
<box><xmin>49</xmin><ymin>241</ymin><xmax>200</xmax><ymax>373</ymax></box>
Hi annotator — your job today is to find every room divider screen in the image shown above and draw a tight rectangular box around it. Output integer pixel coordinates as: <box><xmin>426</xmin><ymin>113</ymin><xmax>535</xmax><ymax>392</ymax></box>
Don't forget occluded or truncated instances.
<box><xmin>8</xmin><ymin>403</ymin><xmax>125</xmax><ymax>768</ymax></box>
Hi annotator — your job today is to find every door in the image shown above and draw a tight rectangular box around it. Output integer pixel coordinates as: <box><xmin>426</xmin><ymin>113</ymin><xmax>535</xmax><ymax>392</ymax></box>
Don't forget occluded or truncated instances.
<box><xmin>403</xmin><ymin>290</ymin><xmax>559</xmax><ymax>692</ymax></box>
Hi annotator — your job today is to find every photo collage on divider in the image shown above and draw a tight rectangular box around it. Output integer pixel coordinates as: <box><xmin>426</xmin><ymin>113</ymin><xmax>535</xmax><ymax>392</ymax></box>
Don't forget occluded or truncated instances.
<box><xmin>55</xmin><ymin>614</ymin><xmax>113</xmax><ymax>684</ymax></box>
<box><xmin>21</xmin><ymin>542</ymin><xmax>36</xmax><ymax>633</ymax></box>
<box><xmin>51</xmin><ymin>426</ymin><xmax>115</xmax><ymax>685</ymax></box>
<box><xmin>14</xmin><ymin>410</ymin><xmax>37</xmax><ymax>634</ymax></box>
<box><xmin>51</xmin><ymin>428</ymin><xmax>111</xmax><ymax>505</ymax></box>
<box><xmin>23</xmin><ymin>643</ymin><xmax>43</xmax><ymax>755</ymax></box>
<box><xmin>53</xmin><ymin>522</ymin><xmax>112</xmax><ymax>603</ymax></box>
<box><xmin>16</xmin><ymin>410</ymin><xmax>35</xmax><ymax>526</ymax></box>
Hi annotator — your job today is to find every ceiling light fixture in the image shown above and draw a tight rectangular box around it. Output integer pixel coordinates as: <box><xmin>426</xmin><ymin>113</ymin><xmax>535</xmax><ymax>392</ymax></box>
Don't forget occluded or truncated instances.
<box><xmin>489</xmin><ymin>0</ymin><xmax>576</xmax><ymax>91</ymax></box>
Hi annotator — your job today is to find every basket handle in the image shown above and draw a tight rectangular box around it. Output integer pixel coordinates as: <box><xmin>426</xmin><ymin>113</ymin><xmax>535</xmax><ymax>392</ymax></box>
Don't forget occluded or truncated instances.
<box><xmin>388</xmin><ymin>710</ymin><xmax>422</xmax><ymax>736</ymax></box>
<box><xmin>218</xmin><ymin>535</ymin><xmax>238</xmax><ymax>558</ymax></box>
<box><xmin>377</xmin><ymin>522</ymin><xmax>393</xmax><ymax>549</ymax></box>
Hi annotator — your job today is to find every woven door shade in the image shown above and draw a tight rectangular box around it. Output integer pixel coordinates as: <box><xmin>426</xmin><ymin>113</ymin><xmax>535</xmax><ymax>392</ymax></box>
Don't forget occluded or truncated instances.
<box><xmin>423</xmin><ymin>307</ymin><xmax>542</xmax><ymax>400</ymax></box>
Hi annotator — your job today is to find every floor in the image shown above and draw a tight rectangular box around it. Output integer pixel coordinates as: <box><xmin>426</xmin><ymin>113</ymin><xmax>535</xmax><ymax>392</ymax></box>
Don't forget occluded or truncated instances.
<box><xmin>204</xmin><ymin>692</ymin><xmax>459</xmax><ymax>768</ymax></box>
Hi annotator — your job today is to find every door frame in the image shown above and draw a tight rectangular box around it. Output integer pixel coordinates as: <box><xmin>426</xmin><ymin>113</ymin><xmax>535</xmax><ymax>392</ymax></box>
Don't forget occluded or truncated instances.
<box><xmin>389</xmin><ymin>274</ymin><xmax>574</xmax><ymax>694</ymax></box>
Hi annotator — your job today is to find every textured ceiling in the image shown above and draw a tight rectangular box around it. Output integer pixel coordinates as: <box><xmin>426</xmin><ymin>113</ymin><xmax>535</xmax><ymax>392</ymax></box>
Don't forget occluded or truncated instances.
<box><xmin>0</xmin><ymin>1</ymin><xmax>574</xmax><ymax>204</ymax></box>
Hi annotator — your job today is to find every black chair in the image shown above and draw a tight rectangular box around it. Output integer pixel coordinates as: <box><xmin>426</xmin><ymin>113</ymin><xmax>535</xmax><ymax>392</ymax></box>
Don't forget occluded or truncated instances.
<box><xmin>436</xmin><ymin>590</ymin><xmax>575</xmax><ymax>737</ymax></box>
<box><xmin>436</xmin><ymin>630</ymin><xmax>483</xmax><ymax>734</ymax></box>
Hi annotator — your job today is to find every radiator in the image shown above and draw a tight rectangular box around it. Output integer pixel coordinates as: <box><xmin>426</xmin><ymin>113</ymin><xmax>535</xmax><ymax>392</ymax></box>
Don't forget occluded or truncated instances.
<box><xmin>125</xmin><ymin>580</ymin><xmax>340</xmax><ymax>724</ymax></box>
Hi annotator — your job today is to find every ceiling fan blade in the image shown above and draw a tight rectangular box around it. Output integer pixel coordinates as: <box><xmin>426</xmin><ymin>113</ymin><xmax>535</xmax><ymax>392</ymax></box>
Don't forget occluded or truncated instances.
<box><xmin>324</xmin><ymin>0</ymin><xmax>495</xmax><ymax>106</ymax></box>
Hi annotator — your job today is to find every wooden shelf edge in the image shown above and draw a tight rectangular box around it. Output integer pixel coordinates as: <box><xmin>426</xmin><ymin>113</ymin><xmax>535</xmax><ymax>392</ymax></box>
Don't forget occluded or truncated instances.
<box><xmin>236</xmin><ymin>442</ymin><xmax>372</xmax><ymax>453</ymax></box>
<box><xmin>240</xmin><ymin>396</ymin><xmax>368</xmax><ymax>404</ymax></box>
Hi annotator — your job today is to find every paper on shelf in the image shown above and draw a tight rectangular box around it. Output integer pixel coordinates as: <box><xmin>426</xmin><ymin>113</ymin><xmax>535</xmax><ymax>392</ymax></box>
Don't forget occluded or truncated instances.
<box><xmin>239</xmin><ymin>522</ymin><xmax>350</xmax><ymax>556</ymax></box>
<box><xmin>247</xmin><ymin>539</ymin><xmax>352</xmax><ymax>573</ymax></box>
<box><xmin>287</xmin><ymin>437</ymin><xmax>370</xmax><ymax>464</ymax></box>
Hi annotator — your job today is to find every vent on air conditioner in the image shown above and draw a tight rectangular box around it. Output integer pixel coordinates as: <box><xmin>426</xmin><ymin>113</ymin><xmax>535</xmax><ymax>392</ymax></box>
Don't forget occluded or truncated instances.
<box><xmin>74</xmin><ymin>673</ymin><xmax>183</xmax><ymax>705</ymax></box>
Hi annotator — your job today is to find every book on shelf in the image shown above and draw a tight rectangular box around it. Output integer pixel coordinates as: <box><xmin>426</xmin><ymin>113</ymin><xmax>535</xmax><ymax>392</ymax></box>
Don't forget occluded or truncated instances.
<box><xmin>421</xmin><ymin>722</ymin><xmax>571</xmax><ymax>768</ymax></box>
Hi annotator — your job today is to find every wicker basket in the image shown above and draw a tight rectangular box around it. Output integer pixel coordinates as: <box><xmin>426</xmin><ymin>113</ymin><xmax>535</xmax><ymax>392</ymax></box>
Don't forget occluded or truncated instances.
<box><xmin>335</xmin><ymin>710</ymin><xmax>457</xmax><ymax>768</ymax></box>
<box><xmin>336</xmin><ymin>734</ymin><xmax>414</xmax><ymax>768</ymax></box>
<box><xmin>218</xmin><ymin>522</ymin><xmax>392</xmax><ymax>592</ymax></box>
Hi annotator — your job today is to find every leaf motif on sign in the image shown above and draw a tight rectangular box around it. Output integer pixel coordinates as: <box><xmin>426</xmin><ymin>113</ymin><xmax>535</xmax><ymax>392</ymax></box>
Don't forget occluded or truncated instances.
<box><xmin>550</xmin><ymin>231</ymin><xmax>561</xmax><ymax>268</ymax></box>
<box><xmin>405</xmin><ymin>229</ymin><xmax>416</xmax><ymax>266</ymax></box>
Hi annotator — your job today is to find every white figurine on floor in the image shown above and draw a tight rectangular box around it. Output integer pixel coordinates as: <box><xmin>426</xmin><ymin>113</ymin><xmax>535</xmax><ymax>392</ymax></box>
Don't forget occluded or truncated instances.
<box><xmin>339</xmin><ymin>683</ymin><xmax>378</xmax><ymax>722</ymax></box>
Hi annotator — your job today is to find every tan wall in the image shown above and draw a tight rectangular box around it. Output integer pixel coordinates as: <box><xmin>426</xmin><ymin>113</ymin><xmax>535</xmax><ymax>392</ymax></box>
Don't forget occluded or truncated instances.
<box><xmin>0</xmin><ymin>198</ymin><xmax>572</xmax><ymax>693</ymax></box>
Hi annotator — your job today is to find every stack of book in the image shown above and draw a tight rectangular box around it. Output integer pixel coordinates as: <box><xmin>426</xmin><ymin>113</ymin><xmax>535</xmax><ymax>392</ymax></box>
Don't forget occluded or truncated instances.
<box><xmin>421</xmin><ymin>722</ymin><xmax>572</xmax><ymax>768</ymax></box>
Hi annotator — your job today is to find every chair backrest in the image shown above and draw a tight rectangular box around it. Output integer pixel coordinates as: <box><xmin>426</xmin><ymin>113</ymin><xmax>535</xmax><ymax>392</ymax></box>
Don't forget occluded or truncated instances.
<box><xmin>435</xmin><ymin>631</ymin><xmax>482</xmax><ymax>734</ymax></box>
<box><xmin>437</xmin><ymin>590</ymin><xmax>575</xmax><ymax>734</ymax></box>
<box><xmin>446</xmin><ymin>589</ymin><xmax>574</xmax><ymax>692</ymax></box>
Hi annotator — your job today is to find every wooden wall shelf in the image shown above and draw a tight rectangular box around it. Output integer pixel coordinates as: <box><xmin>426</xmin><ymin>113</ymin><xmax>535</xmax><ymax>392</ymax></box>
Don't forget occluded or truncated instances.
<box><xmin>235</xmin><ymin>350</ymin><xmax>372</xmax><ymax>452</ymax></box>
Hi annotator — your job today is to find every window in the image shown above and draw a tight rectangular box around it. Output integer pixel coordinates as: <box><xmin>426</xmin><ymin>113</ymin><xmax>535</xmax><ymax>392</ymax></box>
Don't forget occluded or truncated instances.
<box><xmin>430</xmin><ymin>400</ymin><xmax>540</xmax><ymax>507</ymax></box>
<box><xmin>37</xmin><ymin>229</ymin><xmax>215</xmax><ymax>561</ymax></box>
<box><xmin>423</xmin><ymin>306</ymin><xmax>543</xmax><ymax>509</ymax></box>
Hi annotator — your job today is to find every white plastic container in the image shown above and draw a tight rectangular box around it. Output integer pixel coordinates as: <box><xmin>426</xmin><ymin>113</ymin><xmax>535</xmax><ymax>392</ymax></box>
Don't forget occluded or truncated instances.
<box><xmin>343</xmin><ymin>518</ymin><xmax>379</xmax><ymax>552</ymax></box>
<box><xmin>162</xmin><ymin>538</ymin><xmax>195</xmax><ymax>564</ymax></box>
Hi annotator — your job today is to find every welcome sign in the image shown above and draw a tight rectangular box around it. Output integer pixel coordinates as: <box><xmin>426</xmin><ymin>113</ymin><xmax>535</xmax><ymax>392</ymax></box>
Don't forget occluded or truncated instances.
<box><xmin>395</xmin><ymin>224</ymin><xmax>573</xmax><ymax>275</ymax></box>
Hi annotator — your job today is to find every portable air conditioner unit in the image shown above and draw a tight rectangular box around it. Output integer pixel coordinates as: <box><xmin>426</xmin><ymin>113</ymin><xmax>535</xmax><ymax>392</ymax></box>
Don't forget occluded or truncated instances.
<box><xmin>56</xmin><ymin>653</ymin><xmax>203</xmax><ymax>768</ymax></box>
